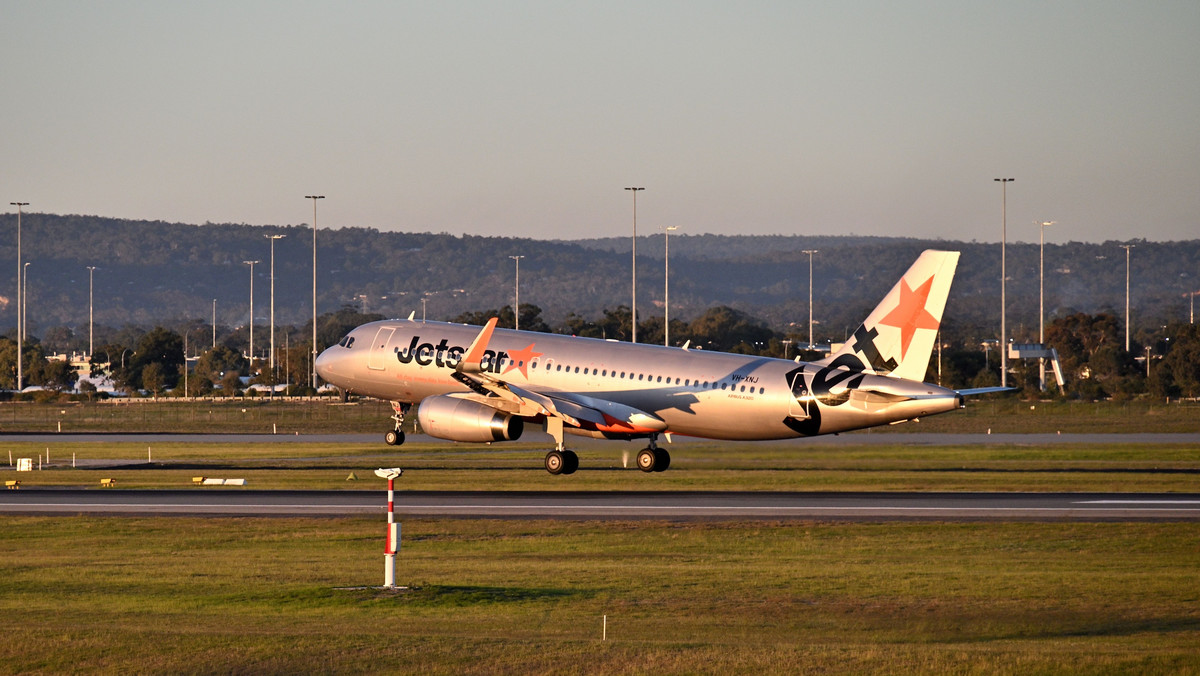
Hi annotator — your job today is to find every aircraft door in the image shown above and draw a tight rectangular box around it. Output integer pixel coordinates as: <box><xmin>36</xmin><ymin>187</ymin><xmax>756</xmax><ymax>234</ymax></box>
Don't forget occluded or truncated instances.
<box><xmin>367</xmin><ymin>326</ymin><xmax>396</xmax><ymax>371</ymax></box>
<box><xmin>788</xmin><ymin>371</ymin><xmax>812</xmax><ymax>420</ymax></box>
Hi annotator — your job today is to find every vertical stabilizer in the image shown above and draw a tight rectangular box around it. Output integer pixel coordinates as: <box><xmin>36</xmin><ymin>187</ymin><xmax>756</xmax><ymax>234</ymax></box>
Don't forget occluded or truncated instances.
<box><xmin>818</xmin><ymin>250</ymin><xmax>959</xmax><ymax>382</ymax></box>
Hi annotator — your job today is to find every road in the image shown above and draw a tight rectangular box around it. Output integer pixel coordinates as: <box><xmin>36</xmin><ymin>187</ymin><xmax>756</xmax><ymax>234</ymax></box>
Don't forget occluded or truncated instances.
<box><xmin>3</xmin><ymin>489</ymin><xmax>1199</xmax><ymax>521</ymax></box>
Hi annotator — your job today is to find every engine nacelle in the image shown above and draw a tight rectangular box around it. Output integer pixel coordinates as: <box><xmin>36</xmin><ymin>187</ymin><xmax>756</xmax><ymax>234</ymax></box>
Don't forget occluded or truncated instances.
<box><xmin>416</xmin><ymin>395</ymin><xmax>524</xmax><ymax>443</ymax></box>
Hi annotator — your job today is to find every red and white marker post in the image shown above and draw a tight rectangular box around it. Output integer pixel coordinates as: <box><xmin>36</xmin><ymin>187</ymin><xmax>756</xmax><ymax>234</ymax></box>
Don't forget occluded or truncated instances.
<box><xmin>374</xmin><ymin>468</ymin><xmax>403</xmax><ymax>587</ymax></box>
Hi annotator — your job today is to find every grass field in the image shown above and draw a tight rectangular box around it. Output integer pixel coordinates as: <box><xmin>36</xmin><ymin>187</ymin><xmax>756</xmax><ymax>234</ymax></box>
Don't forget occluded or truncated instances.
<box><xmin>5</xmin><ymin>437</ymin><xmax>1200</xmax><ymax>492</ymax></box>
<box><xmin>3</xmin><ymin>400</ymin><xmax>1199</xmax><ymax>673</ymax></box>
<box><xmin>1</xmin><ymin>517</ymin><xmax>1198</xmax><ymax>674</ymax></box>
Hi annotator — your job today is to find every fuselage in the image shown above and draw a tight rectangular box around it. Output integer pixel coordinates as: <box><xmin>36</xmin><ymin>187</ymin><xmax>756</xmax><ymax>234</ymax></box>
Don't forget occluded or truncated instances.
<box><xmin>315</xmin><ymin>318</ymin><xmax>962</xmax><ymax>441</ymax></box>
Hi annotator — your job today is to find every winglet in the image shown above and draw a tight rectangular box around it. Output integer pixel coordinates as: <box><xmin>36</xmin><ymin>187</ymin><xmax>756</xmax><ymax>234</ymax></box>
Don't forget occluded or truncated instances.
<box><xmin>457</xmin><ymin>317</ymin><xmax>499</xmax><ymax>374</ymax></box>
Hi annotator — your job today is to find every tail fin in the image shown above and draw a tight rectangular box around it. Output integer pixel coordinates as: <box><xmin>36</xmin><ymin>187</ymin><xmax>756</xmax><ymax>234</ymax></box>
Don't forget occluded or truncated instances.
<box><xmin>817</xmin><ymin>249</ymin><xmax>959</xmax><ymax>382</ymax></box>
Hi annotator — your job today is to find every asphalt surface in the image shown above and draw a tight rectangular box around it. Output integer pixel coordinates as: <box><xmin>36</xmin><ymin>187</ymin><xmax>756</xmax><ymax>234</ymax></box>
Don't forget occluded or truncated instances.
<box><xmin>3</xmin><ymin>488</ymin><xmax>1199</xmax><ymax>521</ymax></box>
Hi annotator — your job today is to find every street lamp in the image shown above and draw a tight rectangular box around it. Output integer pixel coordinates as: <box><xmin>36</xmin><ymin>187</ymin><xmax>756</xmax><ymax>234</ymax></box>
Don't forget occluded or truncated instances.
<box><xmin>306</xmin><ymin>195</ymin><xmax>325</xmax><ymax>389</ymax></box>
<box><xmin>994</xmin><ymin>178</ymin><xmax>1014</xmax><ymax>387</ymax></box>
<box><xmin>11</xmin><ymin>202</ymin><xmax>28</xmax><ymax>391</ymax></box>
<box><xmin>212</xmin><ymin>299</ymin><xmax>217</xmax><ymax>349</ymax></box>
<box><xmin>1036</xmin><ymin>221</ymin><xmax>1055</xmax><ymax>390</ymax></box>
<box><xmin>1120</xmin><ymin>244</ymin><xmax>1135</xmax><ymax>352</ymax></box>
<box><xmin>243</xmin><ymin>260</ymin><xmax>259</xmax><ymax>369</ymax></box>
<box><xmin>22</xmin><ymin>262</ymin><xmax>30</xmax><ymax>350</ymax></box>
<box><xmin>265</xmin><ymin>234</ymin><xmax>286</xmax><ymax>372</ymax></box>
<box><xmin>508</xmin><ymin>255</ymin><xmax>524</xmax><ymax>331</ymax></box>
<box><xmin>802</xmin><ymin>249</ymin><xmax>818</xmax><ymax>350</ymax></box>
<box><xmin>625</xmin><ymin>187</ymin><xmax>644</xmax><ymax>343</ymax></box>
<box><xmin>664</xmin><ymin>226</ymin><xmax>678</xmax><ymax>346</ymax></box>
<box><xmin>87</xmin><ymin>266</ymin><xmax>97</xmax><ymax>357</ymax></box>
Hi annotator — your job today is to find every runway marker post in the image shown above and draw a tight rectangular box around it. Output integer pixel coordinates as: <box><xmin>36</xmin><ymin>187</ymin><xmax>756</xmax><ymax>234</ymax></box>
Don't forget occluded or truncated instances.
<box><xmin>374</xmin><ymin>468</ymin><xmax>404</xmax><ymax>588</ymax></box>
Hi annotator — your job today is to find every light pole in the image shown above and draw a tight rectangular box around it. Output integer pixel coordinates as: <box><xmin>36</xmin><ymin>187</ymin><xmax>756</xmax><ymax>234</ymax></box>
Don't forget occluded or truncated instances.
<box><xmin>508</xmin><ymin>255</ymin><xmax>524</xmax><ymax>331</ymax></box>
<box><xmin>306</xmin><ymin>195</ymin><xmax>324</xmax><ymax>390</ymax></box>
<box><xmin>664</xmin><ymin>226</ymin><xmax>678</xmax><ymax>346</ymax></box>
<box><xmin>243</xmin><ymin>260</ymin><xmax>259</xmax><ymax>369</ymax></box>
<box><xmin>11</xmin><ymin>202</ymin><xmax>27</xmax><ymax>391</ymax></box>
<box><xmin>1036</xmin><ymin>221</ymin><xmax>1055</xmax><ymax>391</ymax></box>
<box><xmin>625</xmin><ymin>187</ymin><xmax>644</xmax><ymax>343</ymax></box>
<box><xmin>802</xmin><ymin>249</ymin><xmax>818</xmax><ymax>350</ymax></box>
<box><xmin>87</xmin><ymin>266</ymin><xmax>97</xmax><ymax>357</ymax></box>
<box><xmin>1120</xmin><ymin>244</ymin><xmax>1135</xmax><ymax>352</ymax></box>
<box><xmin>22</xmin><ymin>262</ymin><xmax>30</xmax><ymax>350</ymax></box>
<box><xmin>212</xmin><ymin>299</ymin><xmax>217</xmax><ymax>349</ymax></box>
<box><xmin>184</xmin><ymin>327</ymin><xmax>190</xmax><ymax>399</ymax></box>
<box><xmin>265</xmin><ymin>234</ymin><xmax>286</xmax><ymax>372</ymax></box>
<box><xmin>994</xmin><ymin>178</ymin><xmax>1014</xmax><ymax>387</ymax></box>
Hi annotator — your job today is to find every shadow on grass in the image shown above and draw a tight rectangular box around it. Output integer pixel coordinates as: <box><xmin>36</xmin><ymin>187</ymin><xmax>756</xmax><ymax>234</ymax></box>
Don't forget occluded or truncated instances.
<box><xmin>351</xmin><ymin>584</ymin><xmax>589</xmax><ymax>607</ymax></box>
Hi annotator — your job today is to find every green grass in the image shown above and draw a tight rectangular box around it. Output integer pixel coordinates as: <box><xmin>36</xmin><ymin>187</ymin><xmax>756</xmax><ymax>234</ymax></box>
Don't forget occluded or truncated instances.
<box><xmin>7</xmin><ymin>438</ymin><xmax>1200</xmax><ymax>492</ymax></box>
<box><xmin>1</xmin><ymin>517</ymin><xmax>1198</xmax><ymax>674</ymax></box>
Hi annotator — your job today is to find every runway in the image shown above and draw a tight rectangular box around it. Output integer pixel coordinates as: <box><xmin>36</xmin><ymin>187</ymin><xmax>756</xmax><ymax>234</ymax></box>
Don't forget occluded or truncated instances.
<box><xmin>3</xmin><ymin>489</ymin><xmax>1199</xmax><ymax>521</ymax></box>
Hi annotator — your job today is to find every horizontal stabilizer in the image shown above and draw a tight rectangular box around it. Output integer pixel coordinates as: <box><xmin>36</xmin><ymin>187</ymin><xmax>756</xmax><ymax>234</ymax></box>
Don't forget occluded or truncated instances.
<box><xmin>956</xmin><ymin>387</ymin><xmax>1017</xmax><ymax>396</ymax></box>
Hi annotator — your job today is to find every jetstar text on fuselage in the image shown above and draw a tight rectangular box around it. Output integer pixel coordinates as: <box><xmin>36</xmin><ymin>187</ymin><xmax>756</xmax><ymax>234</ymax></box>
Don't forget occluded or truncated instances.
<box><xmin>395</xmin><ymin>334</ymin><xmax>510</xmax><ymax>373</ymax></box>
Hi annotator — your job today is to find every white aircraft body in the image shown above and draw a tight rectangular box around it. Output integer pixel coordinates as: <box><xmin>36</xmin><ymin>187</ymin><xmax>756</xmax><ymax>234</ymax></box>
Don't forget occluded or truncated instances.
<box><xmin>316</xmin><ymin>250</ymin><xmax>999</xmax><ymax>474</ymax></box>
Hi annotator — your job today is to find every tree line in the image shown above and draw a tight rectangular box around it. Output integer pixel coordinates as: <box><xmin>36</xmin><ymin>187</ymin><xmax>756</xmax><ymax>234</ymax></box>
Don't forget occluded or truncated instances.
<box><xmin>11</xmin><ymin>302</ymin><xmax>1196</xmax><ymax>401</ymax></box>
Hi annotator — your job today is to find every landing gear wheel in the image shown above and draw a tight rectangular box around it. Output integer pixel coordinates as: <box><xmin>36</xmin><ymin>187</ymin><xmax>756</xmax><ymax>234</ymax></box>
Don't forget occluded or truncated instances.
<box><xmin>544</xmin><ymin>450</ymin><xmax>565</xmax><ymax>475</ymax></box>
<box><xmin>561</xmin><ymin>450</ymin><xmax>579</xmax><ymax>475</ymax></box>
<box><xmin>653</xmin><ymin>449</ymin><xmax>670</xmax><ymax>472</ymax></box>
<box><xmin>636</xmin><ymin>448</ymin><xmax>658</xmax><ymax>473</ymax></box>
<box><xmin>384</xmin><ymin>430</ymin><xmax>405</xmax><ymax>446</ymax></box>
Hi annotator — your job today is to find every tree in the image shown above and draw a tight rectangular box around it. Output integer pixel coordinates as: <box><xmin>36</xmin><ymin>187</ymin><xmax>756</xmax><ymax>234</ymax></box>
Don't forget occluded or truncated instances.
<box><xmin>142</xmin><ymin>362</ymin><xmax>165</xmax><ymax>398</ymax></box>
<box><xmin>36</xmin><ymin>359</ymin><xmax>78</xmax><ymax>392</ymax></box>
<box><xmin>127</xmin><ymin>327</ymin><xmax>184</xmax><ymax>392</ymax></box>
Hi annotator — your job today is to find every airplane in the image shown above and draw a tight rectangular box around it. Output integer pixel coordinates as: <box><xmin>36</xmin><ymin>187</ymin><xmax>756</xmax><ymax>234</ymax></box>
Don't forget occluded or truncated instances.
<box><xmin>315</xmin><ymin>249</ymin><xmax>1005</xmax><ymax>475</ymax></box>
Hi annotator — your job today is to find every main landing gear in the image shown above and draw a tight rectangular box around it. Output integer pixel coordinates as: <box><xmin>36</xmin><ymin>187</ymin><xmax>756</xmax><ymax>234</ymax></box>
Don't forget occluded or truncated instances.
<box><xmin>385</xmin><ymin>401</ymin><xmax>411</xmax><ymax>446</ymax></box>
<box><xmin>635</xmin><ymin>435</ymin><xmax>670</xmax><ymax>473</ymax></box>
<box><xmin>543</xmin><ymin>417</ymin><xmax>579</xmax><ymax>475</ymax></box>
<box><xmin>544</xmin><ymin>449</ymin><xmax>579</xmax><ymax>475</ymax></box>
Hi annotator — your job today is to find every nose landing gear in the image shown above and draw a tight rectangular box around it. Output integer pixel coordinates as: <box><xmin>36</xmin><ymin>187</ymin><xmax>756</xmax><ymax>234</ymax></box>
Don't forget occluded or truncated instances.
<box><xmin>385</xmin><ymin>401</ymin><xmax>411</xmax><ymax>446</ymax></box>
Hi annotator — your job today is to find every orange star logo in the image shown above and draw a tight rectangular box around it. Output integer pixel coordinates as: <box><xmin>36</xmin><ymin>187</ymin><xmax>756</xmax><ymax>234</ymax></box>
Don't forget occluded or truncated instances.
<box><xmin>878</xmin><ymin>276</ymin><xmax>940</xmax><ymax>360</ymax></box>
<box><xmin>502</xmin><ymin>343</ymin><xmax>544</xmax><ymax>379</ymax></box>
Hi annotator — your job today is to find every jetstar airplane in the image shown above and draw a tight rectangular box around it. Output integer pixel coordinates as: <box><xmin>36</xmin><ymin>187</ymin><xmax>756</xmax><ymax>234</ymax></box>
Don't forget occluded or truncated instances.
<box><xmin>315</xmin><ymin>249</ymin><xmax>1005</xmax><ymax>475</ymax></box>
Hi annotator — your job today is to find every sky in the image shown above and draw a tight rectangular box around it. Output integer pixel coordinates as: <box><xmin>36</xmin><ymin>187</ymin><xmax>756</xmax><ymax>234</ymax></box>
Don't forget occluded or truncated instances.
<box><xmin>2</xmin><ymin>1</ymin><xmax>1197</xmax><ymax>243</ymax></box>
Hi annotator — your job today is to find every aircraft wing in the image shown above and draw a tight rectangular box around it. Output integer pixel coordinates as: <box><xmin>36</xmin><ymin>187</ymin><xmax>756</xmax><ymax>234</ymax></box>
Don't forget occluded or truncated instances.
<box><xmin>453</xmin><ymin>319</ymin><xmax>667</xmax><ymax>435</ymax></box>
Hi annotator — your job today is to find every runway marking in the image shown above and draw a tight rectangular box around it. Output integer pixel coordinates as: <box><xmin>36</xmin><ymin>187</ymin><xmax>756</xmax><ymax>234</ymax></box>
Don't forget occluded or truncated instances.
<box><xmin>1076</xmin><ymin>500</ymin><xmax>1200</xmax><ymax>505</ymax></box>
<box><xmin>10</xmin><ymin>503</ymin><xmax>1200</xmax><ymax>513</ymax></box>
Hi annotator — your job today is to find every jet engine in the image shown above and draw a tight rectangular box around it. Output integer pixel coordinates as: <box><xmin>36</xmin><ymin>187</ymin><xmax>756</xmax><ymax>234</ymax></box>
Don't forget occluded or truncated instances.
<box><xmin>416</xmin><ymin>395</ymin><xmax>524</xmax><ymax>443</ymax></box>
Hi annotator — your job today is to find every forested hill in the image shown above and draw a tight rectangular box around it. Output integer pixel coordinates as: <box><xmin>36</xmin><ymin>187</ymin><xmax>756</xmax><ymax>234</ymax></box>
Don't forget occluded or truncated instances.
<box><xmin>1</xmin><ymin>213</ymin><xmax>1197</xmax><ymax>349</ymax></box>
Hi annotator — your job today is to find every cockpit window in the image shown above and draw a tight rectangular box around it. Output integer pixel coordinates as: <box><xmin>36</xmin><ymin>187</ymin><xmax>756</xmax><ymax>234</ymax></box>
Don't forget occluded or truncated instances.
<box><xmin>338</xmin><ymin>335</ymin><xmax>356</xmax><ymax>348</ymax></box>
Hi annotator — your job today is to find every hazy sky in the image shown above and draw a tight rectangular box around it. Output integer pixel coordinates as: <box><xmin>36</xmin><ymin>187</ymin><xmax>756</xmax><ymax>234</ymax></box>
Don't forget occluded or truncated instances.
<box><xmin>2</xmin><ymin>1</ymin><xmax>1197</xmax><ymax>243</ymax></box>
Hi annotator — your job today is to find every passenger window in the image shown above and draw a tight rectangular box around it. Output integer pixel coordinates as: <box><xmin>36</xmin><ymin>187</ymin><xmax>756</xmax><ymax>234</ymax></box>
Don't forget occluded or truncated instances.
<box><xmin>638</xmin><ymin>374</ymin><xmax>644</xmax><ymax>381</ymax></box>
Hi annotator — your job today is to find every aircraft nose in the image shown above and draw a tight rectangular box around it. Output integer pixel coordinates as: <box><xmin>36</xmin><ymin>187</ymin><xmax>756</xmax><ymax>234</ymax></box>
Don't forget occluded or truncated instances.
<box><xmin>314</xmin><ymin>346</ymin><xmax>341</xmax><ymax>382</ymax></box>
